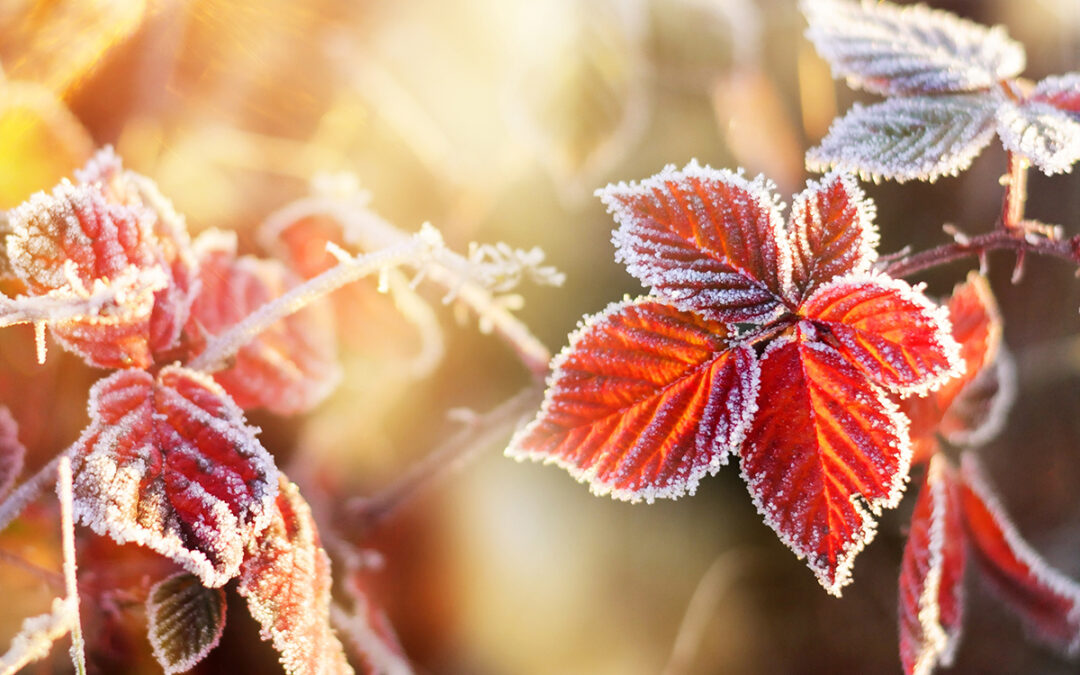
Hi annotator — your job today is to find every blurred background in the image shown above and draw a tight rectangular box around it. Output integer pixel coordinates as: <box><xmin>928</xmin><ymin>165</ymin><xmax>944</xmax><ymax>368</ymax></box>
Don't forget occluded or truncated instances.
<box><xmin>2</xmin><ymin>0</ymin><xmax>1080</xmax><ymax>672</ymax></box>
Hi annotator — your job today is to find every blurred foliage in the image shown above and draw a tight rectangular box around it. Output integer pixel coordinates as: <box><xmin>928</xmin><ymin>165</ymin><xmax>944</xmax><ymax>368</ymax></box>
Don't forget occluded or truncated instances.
<box><xmin>1</xmin><ymin>0</ymin><xmax>1079</xmax><ymax>673</ymax></box>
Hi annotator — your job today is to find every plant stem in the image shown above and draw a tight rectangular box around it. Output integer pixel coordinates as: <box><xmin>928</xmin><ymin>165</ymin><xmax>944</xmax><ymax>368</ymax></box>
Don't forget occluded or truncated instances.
<box><xmin>56</xmin><ymin>457</ymin><xmax>86</xmax><ymax>675</ymax></box>
<box><xmin>883</xmin><ymin>229</ymin><xmax>1080</xmax><ymax>279</ymax></box>
<box><xmin>1001</xmin><ymin>151</ymin><xmax>1029</xmax><ymax>230</ymax></box>
<box><xmin>345</xmin><ymin>384</ymin><xmax>543</xmax><ymax>535</ymax></box>
<box><xmin>0</xmin><ymin>451</ymin><xmax>71</xmax><ymax>535</ymax></box>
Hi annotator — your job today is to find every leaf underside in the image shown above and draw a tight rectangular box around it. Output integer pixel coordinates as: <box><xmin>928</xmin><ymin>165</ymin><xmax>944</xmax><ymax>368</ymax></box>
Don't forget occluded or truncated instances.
<box><xmin>146</xmin><ymin>572</ymin><xmax>227</xmax><ymax>674</ymax></box>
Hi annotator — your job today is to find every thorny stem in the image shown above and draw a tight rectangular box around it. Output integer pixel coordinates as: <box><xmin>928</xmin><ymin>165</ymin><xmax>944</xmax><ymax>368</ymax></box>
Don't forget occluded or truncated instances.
<box><xmin>345</xmin><ymin>384</ymin><xmax>544</xmax><ymax>535</ymax></box>
<box><xmin>884</xmin><ymin>156</ymin><xmax>1080</xmax><ymax>279</ymax></box>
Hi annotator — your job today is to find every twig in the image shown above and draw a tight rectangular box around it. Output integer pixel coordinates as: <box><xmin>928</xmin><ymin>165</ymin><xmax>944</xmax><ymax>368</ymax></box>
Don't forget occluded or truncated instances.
<box><xmin>56</xmin><ymin>457</ymin><xmax>86</xmax><ymax>675</ymax></box>
<box><xmin>882</xmin><ymin>229</ymin><xmax>1080</xmax><ymax>279</ymax></box>
<box><xmin>260</xmin><ymin>196</ymin><xmax>554</xmax><ymax>379</ymax></box>
<box><xmin>1000</xmin><ymin>151</ymin><xmax>1029</xmax><ymax>231</ymax></box>
<box><xmin>0</xmin><ymin>451</ymin><xmax>72</xmax><ymax>535</ymax></box>
<box><xmin>345</xmin><ymin>385</ymin><xmax>543</xmax><ymax>535</ymax></box>
<box><xmin>188</xmin><ymin>236</ymin><xmax>431</xmax><ymax>373</ymax></box>
<box><xmin>0</xmin><ymin>549</ymin><xmax>64</xmax><ymax>590</ymax></box>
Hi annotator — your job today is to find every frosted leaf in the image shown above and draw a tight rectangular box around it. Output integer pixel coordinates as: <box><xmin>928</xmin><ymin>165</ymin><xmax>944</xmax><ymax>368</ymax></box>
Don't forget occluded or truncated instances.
<box><xmin>806</xmin><ymin>95</ymin><xmax>999</xmax><ymax>183</ymax></box>
<box><xmin>70</xmin><ymin>366</ymin><xmax>278</xmax><ymax>588</ymax></box>
<box><xmin>901</xmin><ymin>272</ymin><xmax>1010</xmax><ymax>462</ymax></box>
<box><xmin>238</xmin><ymin>476</ymin><xmax>353</xmax><ymax>675</ymax></box>
<box><xmin>0</xmin><ymin>407</ymin><xmax>26</xmax><ymax>498</ymax></box>
<box><xmin>146</xmin><ymin>572</ymin><xmax>227</xmax><ymax>674</ymax></box>
<box><xmin>898</xmin><ymin>455</ymin><xmax>965</xmax><ymax>675</ymax></box>
<box><xmin>5</xmin><ymin>149</ymin><xmax>197</xmax><ymax>367</ymax></box>
<box><xmin>335</xmin><ymin>556</ymin><xmax>411</xmax><ymax>675</ymax></box>
<box><xmin>996</xmin><ymin>101</ymin><xmax>1080</xmax><ymax>175</ymax></box>
<box><xmin>788</xmin><ymin>170</ymin><xmax>879</xmax><ymax>299</ymax></box>
<box><xmin>801</xmin><ymin>0</ymin><xmax>1025</xmax><ymax>96</ymax></box>
<box><xmin>959</xmin><ymin>455</ymin><xmax>1080</xmax><ymax>656</ymax></box>
<box><xmin>800</xmin><ymin>273</ymin><xmax>963</xmax><ymax>397</ymax></box>
<box><xmin>508</xmin><ymin>298</ymin><xmax>759</xmax><ymax>503</ymax></box>
<box><xmin>600</xmin><ymin>160</ymin><xmax>794</xmax><ymax>323</ymax></box>
<box><xmin>740</xmin><ymin>327</ymin><xmax>912</xmax><ymax>596</ymax></box>
<box><xmin>185</xmin><ymin>231</ymin><xmax>341</xmax><ymax>415</ymax></box>
<box><xmin>1030</xmin><ymin>73</ymin><xmax>1080</xmax><ymax>115</ymax></box>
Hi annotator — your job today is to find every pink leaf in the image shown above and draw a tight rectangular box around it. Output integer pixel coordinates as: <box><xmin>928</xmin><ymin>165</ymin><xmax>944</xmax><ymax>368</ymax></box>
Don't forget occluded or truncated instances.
<box><xmin>800</xmin><ymin>273</ymin><xmax>963</xmax><ymax>397</ymax></box>
<box><xmin>0</xmin><ymin>406</ymin><xmax>26</xmax><ymax>498</ymax></box>
<box><xmin>788</xmin><ymin>171</ymin><xmax>879</xmax><ymax>299</ymax></box>
<box><xmin>600</xmin><ymin>161</ymin><xmax>793</xmax><ymax>323</ymax></box>
<box><xmin>238</xmin><ymin>476</ymin><xmax>353</xmax><ymax>675</ymax></box>
<box><xmin>740</xmin><ymin>326</ymin><xmax>911</xmax><ymax>595</ymax></box>
<box><xmin>5</xmin><ymin>149</ymin><xmax>196</xmax><ymax>368</ymax></box>
<box><xmin>185</xmin><ymin>231</ymin><xmax>340</xmax><ymax>415</ymax></box>
<box><xmin>71</xmin><ymin>366</ymin><xmax>278</xmax><ymax>587</ymax></box>
<box><xmin>508</xmin><ymin>298</ymin><xmax>759</xmax><ymax>503</ymax></box>
<box><xmin>959</xmin><ymin>455</ymin><xmax>1080</xmax><ymax>656</ymax></box>
<box><xmin>898</xmin><ymin>455</ymin><xmax>966</xmax><ymax>675</ymax></box>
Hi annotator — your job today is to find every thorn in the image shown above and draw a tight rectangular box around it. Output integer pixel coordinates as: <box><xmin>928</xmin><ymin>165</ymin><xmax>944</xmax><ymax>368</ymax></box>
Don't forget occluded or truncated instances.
<box><xmin>942</xmin><ymin>224</ymin><xmax>970</xmax><ymax>245</ymax></box>
<box><xmin>1011</xmin><ymin>249</ymin><xmax>1026</xmax><ymax>284</ymax></box>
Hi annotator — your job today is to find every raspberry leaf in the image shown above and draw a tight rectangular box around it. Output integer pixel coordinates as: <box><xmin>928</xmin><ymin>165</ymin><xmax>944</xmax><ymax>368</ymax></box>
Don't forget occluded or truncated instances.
<box><xmin>239</xmin><ymin>476</ymin><xmax>353</xmax><ymax>675</ymax></box>
<box><xmin>601</xmin><ymin>161</ymin><xmax>794</xmax><ymax>323</ymax></box>
<box><xmin>71</xmin><ymin>366</ymin><xmax>278</xmax><ymax>588</ymax></box>
<box><xmin>146</xmin><ymin>572</ymin><xmax>227</xmax><ymax>674</ymax></box>
<box><xmin>802</xmin><ymin>0</ymin><xmax>1025</xmax><ymax>96</ymax></box>
<box><xmin>508</xmin><ymin>298</ymin><xmax>759</xmax><ymax>503</ymax></box>
<box><xmin>959</xmin><ymin>455</ymin><xmax>1080</xmax><ymax>656</ymax></box>
<box><xmin>741</xmin><ymin>327</ymin><xmax>911</xmax><ymax>595</ymax></box>
<box><xmin>898</xmin><ymin>455</ymin><xmax>966</xmax><ymax>675</ymax></box>
<box><xmin>800</xmin><ymin>274</ymin><xmax>962</xmax><ymax>397</ymax></box>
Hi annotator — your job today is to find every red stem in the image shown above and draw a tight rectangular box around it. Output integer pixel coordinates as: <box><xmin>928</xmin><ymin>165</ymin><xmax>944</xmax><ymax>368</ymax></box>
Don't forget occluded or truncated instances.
<box><xmin>883</xmin><ymin>229</ymin><xmax>1080</xmax><ymax>279</ymax></box>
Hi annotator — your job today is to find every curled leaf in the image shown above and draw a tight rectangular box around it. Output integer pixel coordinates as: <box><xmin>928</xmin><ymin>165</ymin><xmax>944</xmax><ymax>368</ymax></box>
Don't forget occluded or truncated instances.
<box><xmin>960</xmin><ymin>455</ymin><xmax>1080</xmax><ymax>655</ymax></box>
<box><xmin>71</xmin><ymin>366</ymin><xmax>278</xmax><ymax>587</ymax></box>
<box><xmin>508</xmin><ymin>298</ymin><xmax>759</xmax><ymax>503</ymax></box>
<box><xmin>898</xmin><ymin>455</ymin><xmax>965</xmax><ymax>675</ymax></box>
<box><xmin>239</xmin><ymin>476</ymin><xmax>353</xmax><ymax>675</ymax></box>
<box><xmin>146</xmin><ymin>573</ymin><xmax>227</xmax><ymax>674</ymax></box>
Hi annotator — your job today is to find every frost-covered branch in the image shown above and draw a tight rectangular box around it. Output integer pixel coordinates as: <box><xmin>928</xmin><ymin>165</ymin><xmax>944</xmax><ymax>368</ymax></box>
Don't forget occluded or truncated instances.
<box><xmin>188</xmin><ymin>233</ymin><xmax>437</xmax><ymax>373</ymax></box>
<box><xmin>260</xmin><ymin>180</ymin><xmax>558</xmax><ymax>378</ymax></box>
<box><xmin>0</xmin><ymin>264</ymin><xmax>167</xmax><ymax>328</ymax></box>
<box><xmin>0</xmin><ymin>451</ymin><xmax>72</xmax><ymax>535</ymax></box>
<box><xmin>882</xmin><ymin>227</ymin><xmax>1080</xmax><ymax>279</ymax></box>
<box><xmin>0</xmin><ymin>597</ymin><xmax>77</xmax><ymax>675</ymax></box>
<box><xmin>56</xmin><ymin>456</ymin><xmax>86</xmax><ymax>675</ymax></box>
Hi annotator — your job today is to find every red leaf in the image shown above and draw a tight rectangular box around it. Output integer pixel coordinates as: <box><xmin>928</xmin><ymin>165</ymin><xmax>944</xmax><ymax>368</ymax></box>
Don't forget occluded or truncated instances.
<box><xmin>5</xmin><ymin>149</ymin><xmax>196</xmax><ymax>368</ymax></box>
<box><xmin>740</xmin><ymin>326</ymin><xmax>911</xmax><ymax>595</ymax></box>
<box><xmin>958</xmin><ymin>455</ymin><xmax>1080</xmax><ymax>656</ymax></box>
<box><xmin>185</xmin><ymin>231</ymin><xmax>340</xmax><ymax>415</ymax></box>
<box><xmin>899</xmin><ymin>455</ymin><xmax>966</xmax><ymax>675</ymax></box>
<box><xmin>71</xmin><ymin>366</ymin><xmax>278</xmax><ymax>588</ymax></box>
<box><xmin>788</xmin><ymin>171</ymin><xmax>879</xmax><ymax>299</ymax></box>
<box><xmin>508</xmin><ymin>298</ymin><xmax>759</xmax><ymax>502</ymax></box>
<box><xmin>799</xmin><ymin>274</ymin><xmax>962</xmax><ymax>397</ymax></box>
<box><xmin>600</xmin><ymin>161</ymin><xmax>793</xmax><ymax>324</ymax></box>
<box><xmin>238</xmin><ymin>476</ymin><xmax>353</xmax><ymax>675</ymax></box>
<box><xmin>0</xmin><ymin>406</ymin><xmax>26</xmax><ymax>498</ymax></box>
<box><xmin>901</xmin><ymin>272</ymin><xmax>1010</xmax><ymax>463</ymax></box>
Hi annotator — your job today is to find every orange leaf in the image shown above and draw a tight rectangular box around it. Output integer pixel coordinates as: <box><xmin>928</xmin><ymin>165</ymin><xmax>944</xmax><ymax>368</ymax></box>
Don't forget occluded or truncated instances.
<box><xmin>601</xmin><ymin>161</ymin><xmax>793</xmax><ymax>323</ymax></box>
<box><xmin>741</xmin><ymin>326</ymin><xmax>911</xmax><ymax>595</ymax></box>
<box><xmin>508</xmin><ymin>298</ymin><xmax>759</xmax><ymax>502</ymax></box>
<box><xmin>898</xmin><ymin>455</ymin><xmax>965</xmax><ymax>675</ymax></box>
<box><xmin>238</xmin><ymin>476</ymin><xmax>353</xmax><ymax>675</ymax></box>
